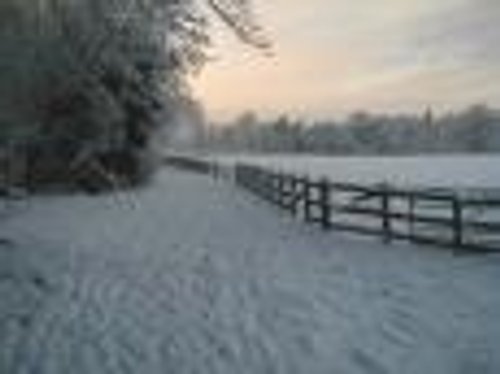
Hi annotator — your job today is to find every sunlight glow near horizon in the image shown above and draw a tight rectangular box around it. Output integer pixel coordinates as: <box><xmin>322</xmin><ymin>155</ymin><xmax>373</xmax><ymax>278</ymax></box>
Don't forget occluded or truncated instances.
<box><xmin>191</xmin><ymin>0</ymin><xmax>500</xmax><ymax>122</ymax></box>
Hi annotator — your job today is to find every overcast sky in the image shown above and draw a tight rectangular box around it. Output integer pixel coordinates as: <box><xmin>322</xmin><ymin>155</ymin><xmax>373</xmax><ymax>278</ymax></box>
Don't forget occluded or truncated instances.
<box><xmin>192</xmin><ymin>0</ymin><xmax>500</xmax><ymax>121</ymax></box>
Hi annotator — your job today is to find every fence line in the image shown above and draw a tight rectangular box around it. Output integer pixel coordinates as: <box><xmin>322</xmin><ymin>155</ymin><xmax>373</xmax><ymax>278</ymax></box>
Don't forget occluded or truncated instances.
<box><xmin>162</xmin><ymin>154</ymin><xmax>500</xmax><ymax>252</ymax></box>
<box><xmin>234</xmin><ymin>163</ymin><xmax>500</xmax><ymax>253</ymax></box>
<box><xmin>163</xmin><ymin>154</ymin><xmax>218</xmax><ymax>176</ymax></box>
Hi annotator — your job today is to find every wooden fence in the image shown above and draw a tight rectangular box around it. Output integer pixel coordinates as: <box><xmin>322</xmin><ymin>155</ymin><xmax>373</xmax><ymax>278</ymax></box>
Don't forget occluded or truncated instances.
<box><xmin>163</xmin><ymin>154</ymin><xmax>216</xmax><ymax>175</ymax></box>
<box><xmin>234</xmin><ymin>163</ymin><xmax>500</xmax><ymax>252</ymax></box>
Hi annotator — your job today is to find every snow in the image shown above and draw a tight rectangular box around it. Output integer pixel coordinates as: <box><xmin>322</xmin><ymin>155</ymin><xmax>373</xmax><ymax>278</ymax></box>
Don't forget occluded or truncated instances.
<box><xmin>210</xmin><ymin>154</ymin><xmax>500</xmax><ymax>190</ymax></box>
<box><xmin>1</xmin><ymin>168</ymin><xmax>500</xmax><ymax>373</ymax></box>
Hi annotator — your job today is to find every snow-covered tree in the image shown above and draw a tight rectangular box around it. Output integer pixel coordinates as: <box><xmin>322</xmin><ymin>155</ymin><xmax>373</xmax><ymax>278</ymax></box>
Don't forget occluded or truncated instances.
<box><xmin>0</xmin><ymin>0</ymin><xmax>268</xmax><ymax>189</ymax></box>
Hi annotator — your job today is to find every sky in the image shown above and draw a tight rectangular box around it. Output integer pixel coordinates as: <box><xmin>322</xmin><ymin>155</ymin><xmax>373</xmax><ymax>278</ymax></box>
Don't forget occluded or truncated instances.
<box><xmin>191</xmin><ymin>0</ymin><xmax>500</xmax><ymax>122</ymax></box>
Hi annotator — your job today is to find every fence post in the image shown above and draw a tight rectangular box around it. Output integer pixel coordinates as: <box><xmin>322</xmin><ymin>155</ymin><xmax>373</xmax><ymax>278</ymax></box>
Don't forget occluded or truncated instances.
<box><xmin>253</xmin><ymin>167</ymin><xmax>260</xmax><ymax>195</ymax></box>
<box><xmin>281</xmin><ymin>173</ymin><xmax>290</xmax><ymax>210</ymax></box>
<box><xmin>290</xmin><ymin>176</ymin><xmax>299</xmax><ymax>216</ymax></box>
<box><xmin>271</xmin><ymin>172</ymin><xmax>279</xmax><ymax>205</ymax></box>
<box><xmin>277</xmin><ymin>172</ymin><xmax>285</xmax><ymax>208</ymax></box>
<box><xmin>452</xmin><ymin>194</ymin><xmax>463</xmax><ymax>248</ymax></box>
<box><xmin>303</xmin><ymin>177</ymin><xmax>312</xmax><ymax>223</ymax></box>
<box><xmin>381</xmin><ymin>184</ymin><xmax>392</xmax><ymax>243</ymax></box>
<box><xmin>408</xmin><ymin>193</ymin><xmax>416</xmax><ymax>241</ymax></box>
<box><xmin>234</xmin><ymin>164</ymin><xmax>240</xmax><ymax>186</ymax></box>
<box><xmin>262</xmin><ymin>170</ymin><xmax>270</xmax><ymax>201</ymax></box>
<box><xmin>319</xmin><ymin>178</ymin><xmax>331</xmax><ymax>229</ymax></box>
<box><xmin>268</xmin><ymin>171</ymin><xmax>275</xmax><ymax>203</ymax></box>
<box><xmin>261</xmin><ymin>169</ymin><xmax>268</xmax><ymax>198</ymax></box>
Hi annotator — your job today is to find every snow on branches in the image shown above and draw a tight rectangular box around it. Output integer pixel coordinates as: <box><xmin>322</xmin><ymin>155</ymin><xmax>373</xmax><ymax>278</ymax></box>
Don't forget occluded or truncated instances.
<box><xmin>0</xmin><ymin>0</ymin><xmax>267</xmax><ymax>189</ymax></box>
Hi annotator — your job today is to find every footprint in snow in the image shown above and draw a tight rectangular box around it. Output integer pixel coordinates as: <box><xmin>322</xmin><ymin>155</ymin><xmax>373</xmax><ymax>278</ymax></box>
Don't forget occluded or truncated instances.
<box><xmin>349</xmin><ymin>346</ymin><xmax>390</xmax><ymax>374</ymax></box>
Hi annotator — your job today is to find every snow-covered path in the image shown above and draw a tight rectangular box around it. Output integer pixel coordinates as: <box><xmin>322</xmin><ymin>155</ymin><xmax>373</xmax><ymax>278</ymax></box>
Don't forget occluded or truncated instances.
<box><xmin>1</xmin><ymin>169</ymin><xmax>500</xmax><ymax>374</ymax></box>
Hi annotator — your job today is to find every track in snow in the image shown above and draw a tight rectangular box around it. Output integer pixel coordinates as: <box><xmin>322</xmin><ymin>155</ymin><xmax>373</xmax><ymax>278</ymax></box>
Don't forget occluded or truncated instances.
<box><xmin>1</xmin><ymin>169</ymin><xmax>500</xmax><ymax>373</ymax></box>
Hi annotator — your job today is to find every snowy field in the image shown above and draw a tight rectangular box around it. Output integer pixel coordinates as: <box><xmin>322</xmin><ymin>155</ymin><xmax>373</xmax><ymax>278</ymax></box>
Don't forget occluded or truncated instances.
<box><xmin>210</xmin><ymin>154</ymin><xmax>500</xmax><ymax>191</ymax></box>
<box><xmin>1</xmin><ymin>168</ymin><xmax>500</xmax><ymax>373</ymax></box>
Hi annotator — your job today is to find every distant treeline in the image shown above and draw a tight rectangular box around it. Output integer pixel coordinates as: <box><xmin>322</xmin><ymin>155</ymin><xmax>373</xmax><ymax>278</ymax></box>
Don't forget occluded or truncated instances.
<box><xmin>202</xmin><ymin>105</ymin><xmax>500</xmax><ymax>155</ymax></box>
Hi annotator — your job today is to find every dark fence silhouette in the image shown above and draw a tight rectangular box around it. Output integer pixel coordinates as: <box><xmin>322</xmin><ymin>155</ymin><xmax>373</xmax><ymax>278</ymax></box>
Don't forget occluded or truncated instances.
<box><xmin>163</xmin><ymin>154</ymin><xmax>215</xmax><ymax>175</ymax></box>
<box><xmin>234</xmin><ymin>163</ymin><xmax>500</xmax><ymax>252</ymax></box>
<box><xmin>160</xmin><ymin>154</ymin><xmax>500</xmax><ymax>252</ymax></box>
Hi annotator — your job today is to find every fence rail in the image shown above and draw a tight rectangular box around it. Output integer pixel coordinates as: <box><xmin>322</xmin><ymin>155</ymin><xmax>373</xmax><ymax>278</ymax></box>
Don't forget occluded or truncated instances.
<box><xmin>234</xmin><ymin>163</ymin><xmax>500</xmax><ymax>253</ymax></box>
<box><xmin>163</xmin><ymin>154</ymin><xmax>217</xmax><ymax>175</ymax></box>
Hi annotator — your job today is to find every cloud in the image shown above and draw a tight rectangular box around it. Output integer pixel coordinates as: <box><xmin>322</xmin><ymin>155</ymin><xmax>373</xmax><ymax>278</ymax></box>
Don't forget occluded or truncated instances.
<box><xmin>413</xmin><ymin>0</ymin><xmax>500</xmax><ymax>64</ymax></box>
<box><xmin>194</xmin><ymin>0</ymin><xmax>500</xmax><ymax>120</ymax></box>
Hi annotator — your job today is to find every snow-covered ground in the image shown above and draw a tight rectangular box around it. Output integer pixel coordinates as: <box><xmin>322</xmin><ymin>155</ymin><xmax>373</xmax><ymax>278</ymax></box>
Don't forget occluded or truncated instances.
<box><xmin>210</xmin><ymin>154</ymin><xmax>500</xmax><ymax>190</ymax></box>
<box><xmin>1</xmin><ymin>168</ymin><xmax>500</xmax><ymax>373</ymax></box>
